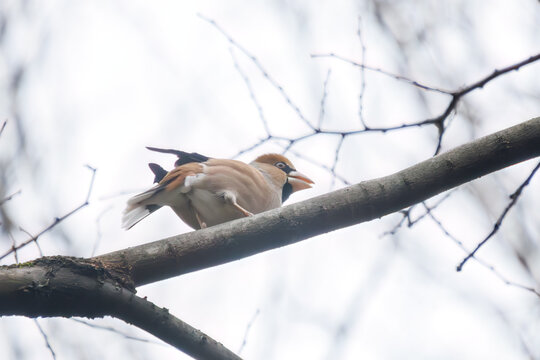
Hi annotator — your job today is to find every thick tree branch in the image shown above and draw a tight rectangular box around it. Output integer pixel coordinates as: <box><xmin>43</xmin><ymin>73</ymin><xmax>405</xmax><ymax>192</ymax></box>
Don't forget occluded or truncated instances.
<box><xmin>113</xmin><ymin>287</ymin><xmax>240</xmax><ymax>359</ymax></box>
<box><xmin>96</xmin><ymin>117</ymin><xmax>540</xmax><ymax>287</ymax></box>
<box><xmin>0</xmin><ymin>257</ymin><xmax>240</xmax><ymax>360</ymax></box>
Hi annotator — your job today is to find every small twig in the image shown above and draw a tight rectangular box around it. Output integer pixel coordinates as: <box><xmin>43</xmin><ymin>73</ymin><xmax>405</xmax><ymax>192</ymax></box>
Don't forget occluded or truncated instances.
<box><xmin>199</xmin><ymin>14</ymin><xmax>316</xmax><ymax>131</ymax></box>
<box><xmin>91</xmin><ymin>205</ymin><xmax>113</xmax><ymax>257</ymax></box>
<box><xmin>317</xmin><ymin>52</ymin><xmax>540</xmax><ymax>100</ymax></box>
<box><xmin>411</xmin><ymin>193</ymin><xmax>455</xmax><ymax>226</ymax></box>
<box><xmin>383</xmin><ymin>189</ymin><xmax>540</xmax><ymax>297</ymax></box>
<box><xmin>426</xmin><ymin>208</ymin><xmax>540</xmax><ymax>297</ymax></box>
<box><xmin>230</xmin><ymin>47</ymin><xmax>271</xmax><ymax>134</ymax></box>
<box><xmin>329</xmin><ymin>135</ymin><xmax>346</xmax><ymax>189</ymax></box>
<box><xmin>356</xmin><ymin>16</ymin><xmax>368</xmax><ymax>128</ymax></box>
<box><xmin>456</xmin><ymin>53</ymin><xmax>540</xmax><ymax>98</ymax></box>
<box><xmin>492</xmin><ymin>308</ymin><xmax>536</xmax><ymax>359</ymax></box>
<box><xmin>19</xmin><ymin>226</ymin><xmax>44</xmax><ymax>257</ymax></box>
<box><xmin>238</xmin><ymin>309</ymin><xmax>260</xmax><ymax>354</ymax></box>
<box><xmin>231</xmin><ymin>135</ymin><xmax>272</xmax><ymax>158</ymax></box>
<box><xmin>457</xmin><ymin>161</ymin><xmax>540</xmax><ymax>271</ymax></box>
<box><xmin>380</xmin><ymin>191</ymin><xmax>455</xmax><ymax>237</ymax></box>
<box><xmin>0</xmin><ymin>166</ymin><xmax>97</xmax><ymax>261</ymax></box>
<box><xmin>34</xmin><ymin>319</ymin><xmax>57</xmax><ymax>360</ymax></box>
<box><xmin>0</xmin><ymin>120</ymin><xmax>7</xmax><ymax>138</ymax></box>
<box><xmin>311</xmin><ymin>53</ymin><xmax>452</xmax><ymax>95</ymax></box>
<box><xmin>318</xmin><ymin>69</ymin><xmax>332</xmax><ymax>129</ymax></box>
<box><xmin>380</xmin><ymin>207</ymin><xmax>414</xmax><ymax>237</ymax></box>
<box><xmin>0</xmin><ymin>190</ymin><xmax>21</xmax><ymax>206</ymax></box>
<box><xmin>266</xmin><ymin>118</ymin><xmax>440</xmax><ymax>159</ymax></box>
<box><xmin>432</xmin><ymin>111</ymin><xmax>455</xmax><ymax>155</ymax></box>
<box><xmin>71</xmin><ymin>318</ymin><xmax>167</xmax><ymax>346</ymax></box>
<box><xmin>287</xmin><ymin>149</ymin><xmax>351</xmax><ymax>185</ymax></box>
<box><xmin>8</xmin><ymin>232</ymin><xmax>18</xmax><ymax>263</ymax></box>
<box><xmin>84</xmin><ymin>164</ymin><xmax>97</xmax><ymax>201</ymax></box>
<box><xmin>429</xmin><ymin>53</ymin><xmax>540</xmax><ymax>153</ymax></box>
<box><xmin>313</xmin><ymin>52</ymin><xmax>540</xmax><ymax>155</ymax></box>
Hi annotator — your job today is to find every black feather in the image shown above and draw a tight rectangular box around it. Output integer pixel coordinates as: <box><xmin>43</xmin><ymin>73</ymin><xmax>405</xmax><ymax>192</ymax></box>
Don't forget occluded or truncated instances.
<box><xmin>282</xmin><ymin>182</ymin><xmax>293</xmax><ymax>203</ymax></box>
<box><xmin>148</xmin><ymin>163</ymin><xmax>168</xmax><ymax>183</ymax></box>
<box><xmin>145</xmin><ymin>204</ymin><xmax>161</xmax><ymax>213</ymax></box>
<box><xmin>146</xmin><ymin>146</ymin><xmax>210</xmax><ymax>167</ymax></box>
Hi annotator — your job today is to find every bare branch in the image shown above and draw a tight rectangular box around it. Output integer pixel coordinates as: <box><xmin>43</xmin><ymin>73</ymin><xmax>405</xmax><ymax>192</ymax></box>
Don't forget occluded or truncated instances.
<box><xmin>0</xmin><ymin>120</ymin><xmax>6</xmax><ymax>139</ymax></box>
<box><xmin>7</xmin><ymin>232</ymin><xmax>18</xmax><ymax>263</ymax></box>
<box><xmin>237</xmin><ymin>309</ymin><xmax>259</xmax><ymax>355</ymax></box>
<box><xmin>0</xmin><ymin>190</ymin><xmax>21</xmax><ymax>206</ymax></box>
<box><xmin>356</xmin><ymin>16</ymin><xmax>368</xmax><ymax>128</ymax></box>
<box><xmin>311</xmin><ymin>53</ymin><xmax>452</xmax><ymax>95</ymax></box>
<box><xmin>312</xmin><ymin>52</ymin><xmax>540</xmax><ymax>155</ymax></box>
<box><xmin>380</xmin><ymin>191</ymin><xmax>456</xmax><ymax>237</ymax></box>
<box><xmin>0</xmin><ymin>166</ymin><xmax>96</xmax><ymax>261</ymax></box>
<box><xmin>329</xmin><ymin>135</ymin><xmax>345</xmax><ymax>189</ymax></box>
<box><xmin>286</xmin><ymin>149</ymin><xmax>351</xmax><ymax>185</ymax></box>
<box><xmin>457</xmin><ymin>53</ymin><xmax>540</xmax><ymax>98</ymax></box>
<box><xmin>0</xmin><ymin>257</ymin><xmax>241</xmax><ymax>360</ymax></box>
<box><xmin>230</xmin><ymin>47</ymin><xmax>271</xmax><ymax>134</ymax></box>
<box><xmin>115</xmin><ymin>294</ymin><xmax>241</xmax><ymax>359</ymax></box>
<box><xmin>318</xmin><ymin>69</ymin><xmax>331</xmax><ymax>129</ymax></box>
<box><xmin>199</xmin><ymin>14</ymin><xmax>316</xmax><ymax>131</ymax></box>
<box><xmin>34</xmin><ymin>319</ymin><xmax>57</xmax><ymax>360</ymax></box>
<box><xmin>19</xmin><ymin>226</ymin><xmax>44</xmax><ymax>257</ymax></box>
<box><xmin>230</xmin><ymin>135</ymin><xmax>272</xmax><ymax>158</ymax></box>
<box><xmin>457</xmin><ymin>161</ymin><xmax>540</xmax><ymax>271</ymax></box>
<box><xmin>426</xmin><ymin>208</ymin><xmax>540</xmax><ymax>297</ymax></box>
<box><xmin>91</xmin><ymin>206</ymin><xmax>113</xmax><ymax>257</ymax></box>
<box><xmin>71</xmin><ymin>318</ymin><xmax>167</xmax><ymax>346</ymax></box>
<box><xmin>382</xmin><ymin>168</ymin><xmax>540</xmax><ymax>297</ymax></box>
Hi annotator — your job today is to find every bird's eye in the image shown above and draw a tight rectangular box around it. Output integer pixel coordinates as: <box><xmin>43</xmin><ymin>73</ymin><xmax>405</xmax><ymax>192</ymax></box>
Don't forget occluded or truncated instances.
<box><xmin>275</xmin><ymin>162</ymin><xmax>286</xmax><ymax>168</ymax></box>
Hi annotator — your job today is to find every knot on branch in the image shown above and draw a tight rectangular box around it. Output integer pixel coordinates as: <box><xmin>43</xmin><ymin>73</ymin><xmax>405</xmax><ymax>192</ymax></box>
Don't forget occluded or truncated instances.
<box><xmin>29</xmin><ymin>256</ymin><xmax>135</xmax><ymax>292</ymax></box>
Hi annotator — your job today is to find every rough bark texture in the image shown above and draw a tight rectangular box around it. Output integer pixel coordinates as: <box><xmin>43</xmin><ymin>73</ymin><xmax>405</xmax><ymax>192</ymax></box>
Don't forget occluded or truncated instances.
<box><xmin>0</xmin><ymin>257</ymin><xmax>241</xmax><ymax>360</ymax></box>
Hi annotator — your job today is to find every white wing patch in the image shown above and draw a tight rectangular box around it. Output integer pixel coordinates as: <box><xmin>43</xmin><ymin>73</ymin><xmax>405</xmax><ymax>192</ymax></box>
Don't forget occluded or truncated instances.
<box><xmin>182</xmin><ymin>164</ymin><xmax>207</xmax><ymax>193</ymax></box>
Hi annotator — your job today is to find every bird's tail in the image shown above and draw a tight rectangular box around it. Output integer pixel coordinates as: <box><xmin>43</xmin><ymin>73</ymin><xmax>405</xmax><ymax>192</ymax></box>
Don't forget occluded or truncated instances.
<box><xmin>122</xmin><ymin>187</ymin><xmax>163</xmax><ymax>229</ymax></box>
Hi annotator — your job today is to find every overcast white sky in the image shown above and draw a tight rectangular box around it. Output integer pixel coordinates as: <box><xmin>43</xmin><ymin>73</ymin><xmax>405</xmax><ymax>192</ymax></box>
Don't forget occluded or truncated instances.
<box><xmin>1</xmin><ymin>0</ymin><xmax>540</xmax><ymax>359</ymax></box>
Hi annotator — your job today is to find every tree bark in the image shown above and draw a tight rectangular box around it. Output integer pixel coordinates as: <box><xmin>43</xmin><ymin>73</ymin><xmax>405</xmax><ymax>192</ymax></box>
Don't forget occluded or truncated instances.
<box><xmin>0</xmin><ymin>257</ymin><xmax>241</xmax><ymax>360</ymax></box>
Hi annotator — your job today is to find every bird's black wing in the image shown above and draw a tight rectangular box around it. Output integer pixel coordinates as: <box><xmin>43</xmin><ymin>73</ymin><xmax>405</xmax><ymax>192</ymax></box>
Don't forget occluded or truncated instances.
<box><xmin>148</xmin><ymin>163</ymin><xmax>169</xmax><ymax>183</ymax></box>
<box><xmin>146</xmin><ymin>146</ymin><xmax>211</xmax><ymax>167</ymax></box>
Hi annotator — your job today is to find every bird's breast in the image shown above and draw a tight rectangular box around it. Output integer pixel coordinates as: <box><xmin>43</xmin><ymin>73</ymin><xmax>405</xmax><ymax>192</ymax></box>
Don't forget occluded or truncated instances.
<box><xmin>187</xmin><ymin>189</ymin><xmax>246</xmax><ymax>227</ymax></box>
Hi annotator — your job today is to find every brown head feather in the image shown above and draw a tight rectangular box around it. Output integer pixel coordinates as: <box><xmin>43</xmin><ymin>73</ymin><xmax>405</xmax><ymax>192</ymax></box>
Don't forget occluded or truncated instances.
<box><xmin>253</xmin><ymin>154</ymin><xmax>296</xmax><ymax>169</ymax></box>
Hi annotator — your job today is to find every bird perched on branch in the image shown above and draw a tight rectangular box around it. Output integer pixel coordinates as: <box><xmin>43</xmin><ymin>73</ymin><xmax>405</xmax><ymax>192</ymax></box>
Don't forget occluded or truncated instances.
<box><xmin>122</xmin><ymin>147</ymin><xmax>314</xmax><ymax>230</ymax></box>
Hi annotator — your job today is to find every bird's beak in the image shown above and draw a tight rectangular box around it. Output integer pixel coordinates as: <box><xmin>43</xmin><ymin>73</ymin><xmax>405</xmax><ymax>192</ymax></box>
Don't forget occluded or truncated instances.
<box><xmin>287</xmin><ymin>171</ymin><xmax>314</xmax><ymax>192</ymax></box>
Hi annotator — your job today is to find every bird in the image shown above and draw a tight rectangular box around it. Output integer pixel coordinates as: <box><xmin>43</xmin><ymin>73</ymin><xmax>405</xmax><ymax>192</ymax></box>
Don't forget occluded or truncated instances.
<box><xmin>122</xmin><ymin>147</ymin><xmax>314</xmax><ymax>230</ymax></box>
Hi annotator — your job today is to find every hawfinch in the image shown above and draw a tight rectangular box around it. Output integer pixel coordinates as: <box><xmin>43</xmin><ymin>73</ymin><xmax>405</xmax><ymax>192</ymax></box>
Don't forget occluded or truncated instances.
<box><xmin>122</xmin><ymin>147</ymin><xmax>314</xmax><ymax>230</ymax></box>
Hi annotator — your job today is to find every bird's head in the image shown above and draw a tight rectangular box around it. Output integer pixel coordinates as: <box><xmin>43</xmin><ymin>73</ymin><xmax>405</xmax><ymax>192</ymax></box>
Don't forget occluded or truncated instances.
<box><xmin>253</xmin><ymin>153</ymin><xmax>314</xmax><ymax>202</ymax></box>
